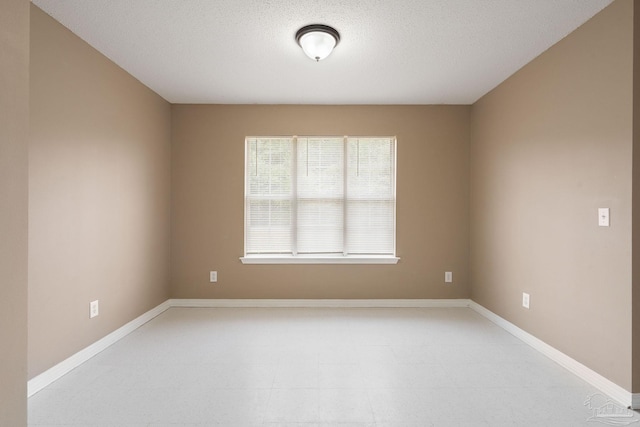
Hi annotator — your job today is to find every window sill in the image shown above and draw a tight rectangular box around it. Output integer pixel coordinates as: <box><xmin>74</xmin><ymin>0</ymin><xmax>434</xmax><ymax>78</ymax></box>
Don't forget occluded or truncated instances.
<box><xmin>240</xmin><ymin>255</ymin><xmax>400</xmax><ymax>265</ymax></box>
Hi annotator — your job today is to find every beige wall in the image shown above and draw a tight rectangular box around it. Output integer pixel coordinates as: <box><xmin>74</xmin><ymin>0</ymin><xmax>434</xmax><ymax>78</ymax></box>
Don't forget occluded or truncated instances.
<box><xmin>471</xmin><ymin>0</ymin><xmax>634</xmax><ymax>391</ymax></box>
<box><xmin>171</xmin><ymin>105</ymin><xmax>470</xmax><ymax>299</ymax></box>
<box><xmin>0</xmin><ymin>0</ymin><xmax>29</xmax><ymax>424</ymax></box>
<box><xmin>633</xmin><ymin>0</ymin><xmax>640</xmax><ymax>392</ymax></box>
<box><xmin>28</xmin><ymin>5</ymin><xmax>172</xmax><ymax>378</ymax></box>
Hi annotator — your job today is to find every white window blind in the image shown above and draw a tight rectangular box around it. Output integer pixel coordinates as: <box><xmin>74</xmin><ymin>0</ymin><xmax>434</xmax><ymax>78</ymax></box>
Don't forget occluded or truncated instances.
<box><xmin>297</xmin><ymin>137</ymin><xmax>344</xmax><ymax>254</ymax></box>
<box><xmin>244</xmin><ymin>136</ymin><xmax>396</xmax><ymax>260</ymax></box>
<box><xmin>245</xmin><ymin>138</ymin><xmax>292</xmax><ymax>254</ymax></box>
<box><xmin>346</xmin><ymin>137</ymin><xmax>396</xmax><ymax>254</ymax></box>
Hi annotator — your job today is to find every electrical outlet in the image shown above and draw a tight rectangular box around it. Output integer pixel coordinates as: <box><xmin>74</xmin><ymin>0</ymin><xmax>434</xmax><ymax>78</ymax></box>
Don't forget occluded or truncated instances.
<box><xmin>210</xmin><ymin>271</ymin><xmax>217</xmax><ymax>283</ymax></box>
<box><xmin>522</xmin><ymin>293</ymin><xmax>530</xmax><ymax>309</ymax></box>
<box><xmin>90</xmin><ymin>300</ymin><xmax>99</xmax><ymax>318</ymax></box>
<box><xmin>444</xmin><ymin>271</ymin><xmax>453</xmax><ymax>283</ymax></box>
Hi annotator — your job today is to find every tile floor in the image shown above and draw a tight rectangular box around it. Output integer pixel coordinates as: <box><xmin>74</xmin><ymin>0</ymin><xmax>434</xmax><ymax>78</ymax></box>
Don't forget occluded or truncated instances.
<box><xmin>28</xmin><ymin>307</ymin><xmax>627</xmax><ymax>426</ymax></box>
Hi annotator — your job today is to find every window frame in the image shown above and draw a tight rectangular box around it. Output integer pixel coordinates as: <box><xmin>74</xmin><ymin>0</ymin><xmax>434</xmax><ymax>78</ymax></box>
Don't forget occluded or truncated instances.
<box><xmin>241</xmin><ymin>135</ymin><xmax>399</xmax><ymax>265</ymax></box>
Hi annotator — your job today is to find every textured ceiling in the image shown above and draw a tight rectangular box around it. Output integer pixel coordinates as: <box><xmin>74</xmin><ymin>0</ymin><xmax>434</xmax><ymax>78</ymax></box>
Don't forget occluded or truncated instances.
<box><xmin>32</xmin><ymin>0</ymin><xmax>613</xmax><ymax>105</ymax></box>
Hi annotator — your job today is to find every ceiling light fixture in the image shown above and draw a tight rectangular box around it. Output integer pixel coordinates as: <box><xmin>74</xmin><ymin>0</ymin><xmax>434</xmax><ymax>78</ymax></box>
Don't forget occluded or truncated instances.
<box><xmin>295</xmin><ymin>24</ymin><xmax>340</xmax><ymax>62</ymax></box>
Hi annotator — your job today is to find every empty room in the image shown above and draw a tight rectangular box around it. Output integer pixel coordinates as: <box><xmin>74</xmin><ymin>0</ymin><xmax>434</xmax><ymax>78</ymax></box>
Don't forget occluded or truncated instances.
<box><xmin>2</xmin><ymin>0</ymin><xmax>640</xmax><ymax>425</ymax></box>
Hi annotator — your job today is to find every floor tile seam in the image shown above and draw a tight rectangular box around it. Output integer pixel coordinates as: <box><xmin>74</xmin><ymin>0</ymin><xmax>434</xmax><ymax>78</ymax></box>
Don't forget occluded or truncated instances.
<box><xmin>358</xmin><ymin>373</ymin><xmax>379</xmax><ymax>427</ymax></box>
<box><xmin>250</xmin><ymin>389</ymin><xmax>272</xmax><ymax>426</ymax></box>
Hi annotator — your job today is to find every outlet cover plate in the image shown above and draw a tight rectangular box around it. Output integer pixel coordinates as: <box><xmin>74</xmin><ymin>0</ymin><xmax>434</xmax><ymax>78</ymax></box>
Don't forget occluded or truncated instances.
<box><xmin>90</xmin><ymin>300</ymin><xmax>99</xmax><ymax>318</ymax></box>
<box><xmin>522</xmin><ymin>293</ymin><xmax>530</xmax><ymax>309</ymax></box>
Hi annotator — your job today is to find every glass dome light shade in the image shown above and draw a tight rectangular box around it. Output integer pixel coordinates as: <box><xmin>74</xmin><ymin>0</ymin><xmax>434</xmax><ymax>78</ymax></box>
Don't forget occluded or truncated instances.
<box><xmin>296</xmin><ymin>25</ymin><xmax>340</xmax><ymax>62</ymax></box>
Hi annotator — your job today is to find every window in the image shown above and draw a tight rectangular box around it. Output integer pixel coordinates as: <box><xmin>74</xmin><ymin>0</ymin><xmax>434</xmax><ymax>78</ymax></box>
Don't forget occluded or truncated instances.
<box><xmin>241</xmin><ymin>136</ymin><xmax>398</xmax><ymax>264</ymax></box>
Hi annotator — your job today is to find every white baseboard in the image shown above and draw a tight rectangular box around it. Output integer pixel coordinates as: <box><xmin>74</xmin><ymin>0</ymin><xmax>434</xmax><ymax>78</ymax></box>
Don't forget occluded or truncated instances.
<box><xmin>27</xmin><ymin>300</ymin><xmax>171</xmax><ymax>397</ymax></box>
<box><xmin>28</xmin><ymin>297</ymin><xmax>639</xmax><ymax>409</ymax></box>
<box><xmin>168</xmin><ymin>298</ymin><xmax>472</xmax><ymax>308</ymax></box>
<box><xmin>468</xmin><ymin>301</ymin><xmax>635</xmax><ymax>409</ymax></box>
<box><xmin>633</xmin><ymin>394</ymin><xmax>640</xmax><ymax>410</ymax></box>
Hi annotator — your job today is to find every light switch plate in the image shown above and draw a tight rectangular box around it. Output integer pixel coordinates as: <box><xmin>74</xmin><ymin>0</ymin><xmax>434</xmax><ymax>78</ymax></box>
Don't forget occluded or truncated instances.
<box><xmin>598</xmin><ymin>208</ymin><xmax>610</xmax><ymax>227</ymax></box>
<box><xmin>444</xmin><ymin>272</ymin><xmax>452</xmax><ymax>283</ymax></box>
<box><xmin>210</xmin><ymin>271</ymin><xmax>217</xmax><ymax>282</ymax></box>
